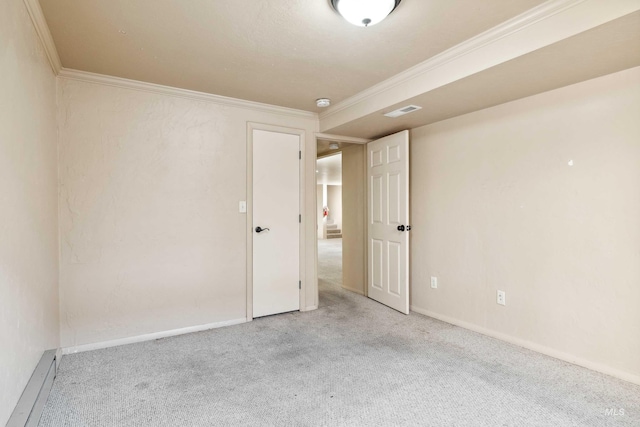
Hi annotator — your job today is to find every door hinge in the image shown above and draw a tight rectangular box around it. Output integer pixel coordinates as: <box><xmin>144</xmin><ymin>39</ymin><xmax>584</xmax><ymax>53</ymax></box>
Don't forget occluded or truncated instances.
<box><xmin>299</xmin><ymin>214</ymin><xmax>301</xmax><ymax>223</ymax></box>
<box><xmin>299</xmin><ymin>281</ymin><xmax>301</xmax><ymax>289</ymax></box>
<box><xmin>299</xmin><ymin>151</ymin><xmax>301</xmax><ymax>159</ymax></box>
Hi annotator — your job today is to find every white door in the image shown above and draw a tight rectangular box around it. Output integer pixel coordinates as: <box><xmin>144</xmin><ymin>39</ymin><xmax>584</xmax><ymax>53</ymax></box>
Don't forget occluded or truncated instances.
<box><xmin>367</xmin><ymin>130</ymin><xmax>410</xmax><ymax>314</ymax></box>
<box><xmin>253</xmin><ymin>129</ymin><xmax>300</xmax><ymax>318</ymax></box>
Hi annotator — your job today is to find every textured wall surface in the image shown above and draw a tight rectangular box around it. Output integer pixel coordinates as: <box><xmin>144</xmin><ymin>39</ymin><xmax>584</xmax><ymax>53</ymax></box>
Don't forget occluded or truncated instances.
<box><xmin>410</xmin><ymin>67</ymin><xmax>640</xmax><ymax>382</ymax></box>
<box><xmin>57</xmin><ymin>78</ymin><xmax>317</xmax><ymax>348</ymax></box>
<box><xmin>0</xmin><ymin>0</ymin><xmax>59</xmax><ymax>424</ymax></box>
<box><xmin>327</xmin><ymin>185</ymin><xmax>342</xmax><ymax>230</ymax></box>
<box><xmin>317</xmin><ymin>184</ymin><xmax>324</xmax><ymax>239</ymax></box>
<box><xmin>341</xmin><ymin>144</ymin><xmax>365</xmax><ymax>294</ymax></box>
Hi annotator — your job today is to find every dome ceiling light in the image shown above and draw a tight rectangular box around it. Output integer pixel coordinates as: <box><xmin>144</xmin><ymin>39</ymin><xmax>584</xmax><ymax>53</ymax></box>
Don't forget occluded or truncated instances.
<box><xmin>330</xmin><ymin>0</ymin><xmax>402</xmax><ymax>27</ymax></box>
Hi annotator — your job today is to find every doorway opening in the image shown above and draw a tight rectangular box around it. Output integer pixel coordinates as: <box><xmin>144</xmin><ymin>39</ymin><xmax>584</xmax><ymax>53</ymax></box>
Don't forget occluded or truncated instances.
<box><xmin>316</xmin><ymin>152</ymin><xmax>343</xmax><ymax>306</ymax></box>
<box><xmin>314</xmin><ymin>131</ymin><xmax>410</xmax><ymax>313</ymax></box>
<box><xmin>315</xmin><ymin>136</ymin><xmax>368</xmax><ymax>308</ymax></box>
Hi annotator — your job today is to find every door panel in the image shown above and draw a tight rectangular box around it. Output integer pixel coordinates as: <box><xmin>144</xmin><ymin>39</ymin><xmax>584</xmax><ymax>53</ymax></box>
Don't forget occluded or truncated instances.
<box><xmin>371</xmin><ymin>175</ymin><xmax>383</xmax><ymax>223</ymax></box>
<box><xmin>388</xmin><ymin>172</ymin><xmax>401</xmax><ymax>224</ymax></box>
<box><xmin>367</xmin><ymin>130</ymin><xmax>409</xmax><ymax>314</ymax></box>
<box><xmin>388</xmin><ymin>241</ymin><xmax>401</xmax><ymax>296</ymax></box>
<box><xmin>253</xmin><ymin>129</ymin><xmax>300</xmax><ymax>318</ymax></box>
<box><xmin>372</xmin><ymin>239</ymin><xmax>383</xmax><ymax>290</ymax></box>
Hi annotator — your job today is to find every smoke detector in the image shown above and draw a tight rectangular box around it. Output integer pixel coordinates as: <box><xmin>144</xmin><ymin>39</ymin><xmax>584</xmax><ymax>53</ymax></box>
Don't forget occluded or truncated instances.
<box><xmin>384</xmin><ymin>105</ymin><xmax>422</xmax><ymax>118</ymax></box>
<box><xmin>316</xmin><ymin>98</ymin><xmax>331</xmax><ymax>108</ymax></box>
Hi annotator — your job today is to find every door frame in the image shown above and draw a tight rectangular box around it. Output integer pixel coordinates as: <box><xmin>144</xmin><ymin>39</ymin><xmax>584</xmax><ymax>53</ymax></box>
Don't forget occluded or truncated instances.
<box><xmin>247</xmin><ymin>122</ymin><xmax>306</xmax><ymax>321</ymax></box>
<box><xmin>314</xmin><ymin>133</ymin><xmax>372</xmax><ymax>300</ymax></box>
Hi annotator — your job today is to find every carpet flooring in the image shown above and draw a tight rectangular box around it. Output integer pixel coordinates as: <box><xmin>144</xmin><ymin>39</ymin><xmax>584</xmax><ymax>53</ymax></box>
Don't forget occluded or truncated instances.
<box><xmin>40</xmin><ymin>238</ymin><xmax>640</xmax><ymax>426</ymax></box>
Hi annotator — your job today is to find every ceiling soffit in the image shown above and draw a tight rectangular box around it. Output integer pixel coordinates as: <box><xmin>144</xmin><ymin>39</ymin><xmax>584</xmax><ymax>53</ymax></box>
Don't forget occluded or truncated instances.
<box><xmin>325</xmin><ymin>11</ymin><xmax>640</xmax><ymax>139</ymax></box>
<box><xmin>319</xmin><ymin>0</ymin><xmax>640</xmax><ymax>135</ymax></box>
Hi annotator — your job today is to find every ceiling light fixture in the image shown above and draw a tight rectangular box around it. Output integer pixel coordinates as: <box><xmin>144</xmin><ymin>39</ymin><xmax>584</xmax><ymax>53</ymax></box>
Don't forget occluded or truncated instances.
<box><xmin>329</xmin><ymin>143</ymin><xmax>339</xmax><ymax>150</ymax></box>
<box><xmin>331</xmin><ymin>0</ymin><xmax>401</xmax><ymax>27</ymax></box>
<box><xmin>316</xmin><ymin>98</ymin><xmax>331</xmax><ymax>108</ymax></box>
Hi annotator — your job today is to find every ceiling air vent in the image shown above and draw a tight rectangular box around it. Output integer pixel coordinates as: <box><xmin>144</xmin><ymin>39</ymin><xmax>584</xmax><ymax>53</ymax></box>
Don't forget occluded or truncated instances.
<box><xmin>384</xmin><ymin>105</ymin><xmax>422</xmax><ymax>118</ymax></box>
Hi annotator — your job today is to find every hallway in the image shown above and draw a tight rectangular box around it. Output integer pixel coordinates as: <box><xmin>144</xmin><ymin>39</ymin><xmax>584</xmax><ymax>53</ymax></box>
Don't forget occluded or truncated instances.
<box><xmin>317</xmin><ymin>238</ymin><xmax>344</xmax><ymax>308</ymax></box>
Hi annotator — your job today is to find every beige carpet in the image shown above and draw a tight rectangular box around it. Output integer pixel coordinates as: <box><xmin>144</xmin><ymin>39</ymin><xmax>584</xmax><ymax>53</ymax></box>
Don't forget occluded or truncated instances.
<box><xmin>40</xmin><ymin>238</ymin><xmax>640</xmax><ymax>426</ymax></box>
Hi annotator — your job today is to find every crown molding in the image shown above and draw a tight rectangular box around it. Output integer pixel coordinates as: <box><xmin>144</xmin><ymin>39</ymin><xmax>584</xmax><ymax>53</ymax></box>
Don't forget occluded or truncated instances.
<box><xmin>319</xmin><ymin>0</ymin><xmax>586</xmax><ymax>122</ymax></box>
<box><xmin>315</xmin><ymin>133</ymin><xmax>372</xmax><ymax>144</ymax></box>
<box><xmin>22</xmin><ymin>0</ymin><xmax>316</xmax><ymax>119</ymax></box>
<box><xmin>58</xmin><ymin>68</ymin><xmax>318</xmax><ymax>119</ymax></box>
<box><xmin>23</xmin><ymin>0</ymin><xmax>62</xmax><ymax>74</ymax></box>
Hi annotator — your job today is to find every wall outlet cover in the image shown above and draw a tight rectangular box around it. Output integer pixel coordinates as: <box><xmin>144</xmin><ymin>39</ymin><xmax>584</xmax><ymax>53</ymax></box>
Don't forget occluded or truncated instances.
<box><xmin>497</xmin><ymin>290</ymin><xmax>506</xmax><ymax>306</ymax></box>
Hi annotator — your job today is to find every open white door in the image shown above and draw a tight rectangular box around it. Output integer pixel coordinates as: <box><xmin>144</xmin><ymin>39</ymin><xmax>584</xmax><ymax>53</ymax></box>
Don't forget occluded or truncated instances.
<box><xmin>367</xmin><ymin>130</ymin><xmax>410</xmax><ymax>314</ymax></box>
<box><xmin>252</xmin><ymin>129</ymin><xmax>300</xmax><ymax>318</ymax></box>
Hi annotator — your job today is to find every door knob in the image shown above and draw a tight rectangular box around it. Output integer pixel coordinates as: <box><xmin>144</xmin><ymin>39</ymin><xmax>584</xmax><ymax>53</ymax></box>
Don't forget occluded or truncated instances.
<box><xmin>255</xmin><ymin>226</ymin><xmax>270</xmax><ymax>233</ymax></box>
<box><xmin>397</xmin><ymin>225</ymin><xmax>405</xmax><ymax>232</ymax></box>
<box><xmin>397</xmin><ymin>225</ymin><xmax>412</xmax><ymax>232</ymax></box>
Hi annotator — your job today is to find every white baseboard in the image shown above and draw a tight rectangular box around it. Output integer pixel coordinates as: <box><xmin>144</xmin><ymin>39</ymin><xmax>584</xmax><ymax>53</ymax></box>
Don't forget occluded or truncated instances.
<box><xmin>62</xmin><ymin>318</ymin><xmax>247</xmax><ymax>355</ymax></box>
<box><xmin>410</xmin><ymin>305</ymin><xmax>640</xmax><ymax>386</ymax></box>
<box><xmin>54</xmin><ymin>348</ymin><xmax>63</xmax><ymax>372</ymax></box>
<box><xmin>7</xmin><ymin>349</ymin><xmax>57</xmax><ymax>427</ymax></box>
<box><xmin>342</xmin><ymin>286</ymin><xmax>365</xmax><ymax>296</ymax></box>
<box><xmin>302</xmin><ymin>305</ymin><xmax>318</xmax><ymax>312</ymax></box>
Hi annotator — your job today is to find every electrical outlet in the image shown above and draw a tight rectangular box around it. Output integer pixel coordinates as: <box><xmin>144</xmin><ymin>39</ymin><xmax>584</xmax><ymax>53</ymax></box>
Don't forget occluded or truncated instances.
<box><xmin>497</xmin><ymin>290</ymin><xmax>506</xmax><ymax>306</ymax></box>
<box><xmin>430</xmin><ymin>277</ymin><xmax>438</xmax><ymax>289</ymax></box>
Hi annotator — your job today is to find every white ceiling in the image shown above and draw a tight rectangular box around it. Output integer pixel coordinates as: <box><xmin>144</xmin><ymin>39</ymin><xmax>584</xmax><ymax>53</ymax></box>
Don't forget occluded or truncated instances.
<box><xmin>317</xmin><ymin>153</ymin><xmax>342</xmax><ymax>186</ymax></box>
<box><xmin>39</xmin><ymin>0</ymin><xmax>544</xmax><ymax>112</ymax></box>
<box><xmin>37</xmin><ymin>1</ymin><xmax>640</xmax><ymax>140</ymax></box>
<box><xmin>317</xmin><ymin>139</ymin><xmax>356</xmax><ymax>157</ymax></box>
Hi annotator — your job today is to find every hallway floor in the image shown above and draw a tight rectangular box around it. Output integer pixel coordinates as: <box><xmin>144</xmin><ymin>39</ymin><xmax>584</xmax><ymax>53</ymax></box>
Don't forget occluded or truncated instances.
<box><xmin>317</xmin><ymin>237</ymin><xmax>344</xmax><ymax>308</ymax></box>
<box><xmin>40</xmin><ymin>238</ymin><xmax>640</xmax><ymax>426</ymax></box>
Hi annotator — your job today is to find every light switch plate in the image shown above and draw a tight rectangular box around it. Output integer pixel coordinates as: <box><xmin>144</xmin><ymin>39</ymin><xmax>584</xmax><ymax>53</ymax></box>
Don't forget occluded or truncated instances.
<box><xmin>239</xmin><ymin>201</ymin><xmax>246</xmax><ymax>213</ymax></box>
<box><xmin>430</xmin><ymin>277</ymin><xmax>438</xmax><ymax>289</ymax></box>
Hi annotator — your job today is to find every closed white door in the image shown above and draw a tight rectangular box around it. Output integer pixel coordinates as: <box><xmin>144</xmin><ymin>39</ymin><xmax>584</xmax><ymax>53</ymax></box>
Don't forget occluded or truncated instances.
<box><xmin>253</xmin><ymin>129</ymin><xmax>300</xmax><ymax>318</ymax></box>
<box><xmin>367</xmin><ymin>130</ymin><xmax>410</xmax><ymax>314</ymax></box>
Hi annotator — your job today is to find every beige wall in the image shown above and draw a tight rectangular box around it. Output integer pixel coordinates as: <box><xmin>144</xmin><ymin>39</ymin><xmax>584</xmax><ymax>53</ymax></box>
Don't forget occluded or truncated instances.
<box><xmin>341</xmin><ymin>144</ymin><xmax>366</xmax><ymax>295</ymax></box>
<box><xmin>410</xmin><ymin>67</ymin><xmax>640</xmax><ymax>383</ymax></box>
<box><xmin>327</xmin><ymin>185</ymin><xmax>342</xmax><ymax>230</ymax></box>
<box><xmin>317</xmin><ymin>184</ymin><xmax>324</xmax><ymax>239</ymax></box>
<box><xmin>57</xmin><ymin>78</ymin><xmax>318</xmax><ymax>349</ymax></box>
<box><xmin>0</xmin><ymin>0</ymin><xmax>60</xmax><ymax>424</ymax></box>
